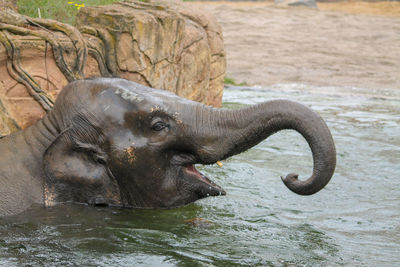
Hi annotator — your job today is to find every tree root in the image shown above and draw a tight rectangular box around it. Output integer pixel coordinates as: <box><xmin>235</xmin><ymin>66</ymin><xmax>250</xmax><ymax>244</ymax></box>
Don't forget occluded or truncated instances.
<box><xmin>96</xmin><ymin>28</ymin><xmax>118</xmax><ymax>76</ymax></box>
<box><xmin>79</xmin><ymin>26</ymin><xmax>112</xmax><ymax>77</ymax></box>
<box><xmin>0</xmin><ymin>30</ymin><xmax>54</xmax><ymax>111</ymax></box>
<box><xmin>0</xmin><ymin>10</ymin><xmax>93</xmax><ymax>116</ymax></box>
<box><xmin>27</xmin><ymin>18</ymin><xmax>87</xmax><ymax>79</ymax></box>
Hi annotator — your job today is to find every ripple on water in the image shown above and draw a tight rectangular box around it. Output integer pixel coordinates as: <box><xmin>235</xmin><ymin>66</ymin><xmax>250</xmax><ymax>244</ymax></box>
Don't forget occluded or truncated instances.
<box><xmin>1</xmin><ymin>85</ymin><xmax>399</xmax><ymax>266</ymax></box>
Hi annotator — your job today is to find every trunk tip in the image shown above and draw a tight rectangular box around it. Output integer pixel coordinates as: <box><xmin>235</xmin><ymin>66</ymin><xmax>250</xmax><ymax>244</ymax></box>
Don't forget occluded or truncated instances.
<box><xmin>281</xmin><ymin>173</ymin><xmax>323</xmax><ymax>196</ymax></box>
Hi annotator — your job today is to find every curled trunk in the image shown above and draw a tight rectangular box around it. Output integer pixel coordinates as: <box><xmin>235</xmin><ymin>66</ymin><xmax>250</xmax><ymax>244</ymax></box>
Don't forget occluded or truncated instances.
<box><xmin>185</xmin><ymin>100</ymin><xmax>336</xmax><ymax>195</ymax></box>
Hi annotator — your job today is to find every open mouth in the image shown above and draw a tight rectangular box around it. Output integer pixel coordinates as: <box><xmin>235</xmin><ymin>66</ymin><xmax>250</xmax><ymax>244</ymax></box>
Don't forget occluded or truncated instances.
<box><xmin>183</xmin><ymin>165</ymin><xmax>226</xmax><ymax>197</ymax></box>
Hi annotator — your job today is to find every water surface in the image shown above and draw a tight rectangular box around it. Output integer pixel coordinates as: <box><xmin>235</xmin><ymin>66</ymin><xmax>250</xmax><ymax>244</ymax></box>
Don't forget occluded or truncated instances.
<box><xmin>1</xmin><ymin>85</ymin><xmax>399</xmax><ymax>266</ymax></box>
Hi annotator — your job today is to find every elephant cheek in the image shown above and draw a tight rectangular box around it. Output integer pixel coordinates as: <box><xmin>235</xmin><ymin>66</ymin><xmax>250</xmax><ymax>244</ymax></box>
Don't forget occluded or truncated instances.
<box><xmin>123</xmin><ymin>146</ymin><xmax>136</xmax><ymax>165</ymax></box>
<box><xmin>44</xmin><ymin>184</ymin><xmax>57</xmax><ymax>207</ymax></box>
<box><xmin>112</xmin><ymin>146</ymin><xmax>137</xmax><ymax>166</ymax></box>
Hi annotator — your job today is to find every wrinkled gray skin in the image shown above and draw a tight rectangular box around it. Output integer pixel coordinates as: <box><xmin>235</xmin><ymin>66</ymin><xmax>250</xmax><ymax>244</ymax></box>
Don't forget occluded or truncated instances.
<box><xmin>0</xmin><ymin>78</ymin><xmax>336</xmax><ymax>216</ymax></box>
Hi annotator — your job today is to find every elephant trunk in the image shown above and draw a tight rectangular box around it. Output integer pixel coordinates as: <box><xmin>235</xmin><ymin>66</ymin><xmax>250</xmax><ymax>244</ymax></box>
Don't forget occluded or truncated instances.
<box><xmin>183</xmin><ymin>100</ymin><xmax>336</xmax><ymax>195</ymax></box>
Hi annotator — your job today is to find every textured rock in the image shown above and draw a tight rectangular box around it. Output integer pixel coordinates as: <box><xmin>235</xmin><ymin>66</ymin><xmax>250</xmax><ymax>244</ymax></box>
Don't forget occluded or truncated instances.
<box><xmin>0</xmin><ymin>1</ymin><xmax>226</xmax><ymax>137</ymax></box>
<box><xmin>0</xmin><ymin>12</ymin><xmax>86</xmax><ymax>135</ymax></box>
<box><xmin>76</xmin><ymin>0</ymin><xmax>225</xmax><ymax>106</ymax></box>
<box><xmin>0</xmin><ymin>0</ymin><xmax>17</xmax><ymax>11</ymax></box>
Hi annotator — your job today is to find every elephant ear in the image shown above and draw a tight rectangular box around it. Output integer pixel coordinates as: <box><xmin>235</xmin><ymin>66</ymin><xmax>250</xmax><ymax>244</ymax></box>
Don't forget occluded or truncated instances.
<box><xmin>43</xmin><ymin>128</ymin><xmax>121</xmax><ymax>207</ymax></box>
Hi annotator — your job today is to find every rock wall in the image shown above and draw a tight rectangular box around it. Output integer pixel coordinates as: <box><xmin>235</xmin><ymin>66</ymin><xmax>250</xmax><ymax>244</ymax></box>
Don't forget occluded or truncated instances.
<box><xmin>0</xmin><ymin>0</ymin><xmax>17</xmax><ymax>11</ymax></box>
<box><xmin>0</xmin><ymin>0</ymin><xmax>226</xmax><ymax>137</ymax></box>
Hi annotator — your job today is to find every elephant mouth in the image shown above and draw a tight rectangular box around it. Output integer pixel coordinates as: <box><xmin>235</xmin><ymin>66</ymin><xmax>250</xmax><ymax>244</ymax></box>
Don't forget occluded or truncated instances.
<box><xmin>183</xmin><ymin>165</ymin><xmax>226</xmax><ymax>197</ymax></box>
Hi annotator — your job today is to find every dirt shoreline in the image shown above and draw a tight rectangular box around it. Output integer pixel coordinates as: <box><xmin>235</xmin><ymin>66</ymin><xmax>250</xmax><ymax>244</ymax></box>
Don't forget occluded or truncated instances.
<box><xmin>188</xmin><ymin>1</ymin><xmax>400</xmax><ymax>95</ymax></box>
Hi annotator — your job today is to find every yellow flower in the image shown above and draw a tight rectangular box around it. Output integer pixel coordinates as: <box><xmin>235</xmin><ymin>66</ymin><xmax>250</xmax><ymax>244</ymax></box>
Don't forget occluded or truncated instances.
<box><xmin>68</xmin><ymin>1</ymin><xmax>84</xmax><ymax>10</ymax></box>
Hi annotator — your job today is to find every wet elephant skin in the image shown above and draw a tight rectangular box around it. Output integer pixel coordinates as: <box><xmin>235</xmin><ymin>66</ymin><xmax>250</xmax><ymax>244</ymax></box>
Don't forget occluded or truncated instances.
<box><xmin>0</xmin><ymin>78</ymin><xmax>336</xmax><ymax>216</ymax></box>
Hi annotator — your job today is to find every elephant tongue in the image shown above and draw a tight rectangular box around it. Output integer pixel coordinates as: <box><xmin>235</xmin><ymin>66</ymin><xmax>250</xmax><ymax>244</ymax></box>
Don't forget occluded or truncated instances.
<box><xmin>185</xmin><ymin>165</ymin><xmax>215</xmax><ymax>187</ymax></box>
<box><xmin>184</xmin><ymin>165</ymin><xmax>226</xmax><ymax>196</ymax></box>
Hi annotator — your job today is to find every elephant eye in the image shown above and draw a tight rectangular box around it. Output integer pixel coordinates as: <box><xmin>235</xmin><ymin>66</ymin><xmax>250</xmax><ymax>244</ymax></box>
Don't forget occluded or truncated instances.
<box><xmin>151</xmin><ymin>121</ymin><xmax>167</xmax><ymax>131</ymax></box>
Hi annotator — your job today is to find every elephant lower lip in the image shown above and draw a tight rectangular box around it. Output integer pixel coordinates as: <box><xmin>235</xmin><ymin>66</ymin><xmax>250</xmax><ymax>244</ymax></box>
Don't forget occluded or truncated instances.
<box><xmin>184</xmin><ymin>165</ymin><xmax>226</xmax><ymax>195</ymax></box>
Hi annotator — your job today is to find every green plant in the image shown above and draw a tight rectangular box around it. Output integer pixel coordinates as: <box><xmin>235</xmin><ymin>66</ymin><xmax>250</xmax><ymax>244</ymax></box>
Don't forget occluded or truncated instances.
<box><xmin>17</xmin><ymin>0</ymin><xmax>121</xmax><ymax>25</ymax></box>
<box><xmin>224</xmin><ymin>77</ymin><xmax>247</xmax><ymax>86</ymax></box>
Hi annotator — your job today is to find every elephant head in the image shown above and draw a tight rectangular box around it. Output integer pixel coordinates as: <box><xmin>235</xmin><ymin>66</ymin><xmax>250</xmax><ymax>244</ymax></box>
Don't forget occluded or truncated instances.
<box><xmin>42</xmin><ymin>78</ymin><xmax>336</xmax><ymax>208</ymax></box>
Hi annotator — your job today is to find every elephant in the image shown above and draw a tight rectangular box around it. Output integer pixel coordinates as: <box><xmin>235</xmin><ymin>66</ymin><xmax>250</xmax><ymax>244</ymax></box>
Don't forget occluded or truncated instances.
<box><xmin>0</xmin><ymin>78</ymin><xmax>336</xmax><ymax>216</ymax></box>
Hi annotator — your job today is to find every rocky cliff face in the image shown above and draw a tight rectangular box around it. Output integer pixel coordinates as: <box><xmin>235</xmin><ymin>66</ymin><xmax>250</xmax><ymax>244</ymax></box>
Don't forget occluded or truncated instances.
<box><xmin>0</xmin><ymin>0</ymin><xmax>225</xmax><ymax>137</ymax></box>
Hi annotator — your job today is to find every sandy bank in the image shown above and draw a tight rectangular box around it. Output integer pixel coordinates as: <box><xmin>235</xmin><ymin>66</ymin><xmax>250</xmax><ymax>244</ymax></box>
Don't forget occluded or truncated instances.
<box><xmin>188</xmin><ymin>1</ymin><xmax>400</xmax><ymax>92</ymax></box>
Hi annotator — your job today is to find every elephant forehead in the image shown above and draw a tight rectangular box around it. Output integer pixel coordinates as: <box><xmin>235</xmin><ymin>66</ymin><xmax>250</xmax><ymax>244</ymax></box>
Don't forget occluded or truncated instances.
<box><xmin>110</xmin><ymin>129</ymin><xmax>147</xmax><ymax>149</ymax></box>
<box><xmin>114</xmin><ymin>87</ymin><xmax>169</xmax><ymax>107</ymax></box>
<box><xmin>115</xmin><ymin>87</ymin><xmax>144</xmax><ymax>103</ymax></box>
<box><xmin>94</xmin><ymin>91</ymin><xmax>152</xmax><ymax>123</ymax></box>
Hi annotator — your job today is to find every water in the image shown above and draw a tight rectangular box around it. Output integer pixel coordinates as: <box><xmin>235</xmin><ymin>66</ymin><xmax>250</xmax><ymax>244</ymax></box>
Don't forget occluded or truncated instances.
<box><xmin>1</xmin><ymin>84</ymin><xmax>399</xmax><ymax>266</ymax></box>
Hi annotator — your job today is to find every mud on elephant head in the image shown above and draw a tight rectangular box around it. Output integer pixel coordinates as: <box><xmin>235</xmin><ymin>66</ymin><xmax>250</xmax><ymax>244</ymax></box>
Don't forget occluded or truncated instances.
<box><xmin>0</xmin><ymin>78</ymin><xmax>336</xmax><ymax>216</ymax></box>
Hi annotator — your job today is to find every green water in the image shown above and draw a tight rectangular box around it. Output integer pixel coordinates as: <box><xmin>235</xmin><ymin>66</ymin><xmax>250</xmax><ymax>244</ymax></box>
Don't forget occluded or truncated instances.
<box><xmin>1</xmin><ymin>85</ymin><xmax>399</xmax><ymax>266</ymax></box>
